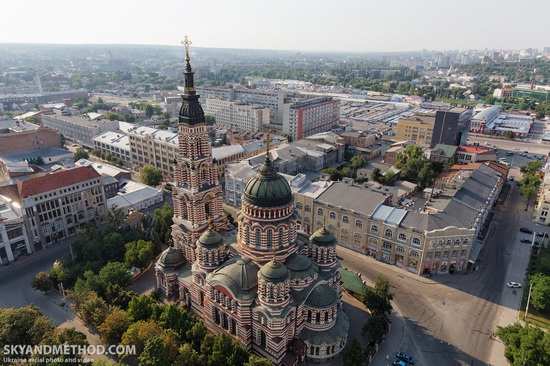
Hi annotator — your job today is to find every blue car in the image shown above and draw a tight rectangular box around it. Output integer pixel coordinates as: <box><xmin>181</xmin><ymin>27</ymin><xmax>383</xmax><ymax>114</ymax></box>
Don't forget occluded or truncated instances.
<box><xmin>520</xmin><ymin>238</ymin><xmax>532</xmax><ymax>243</ymax></box>
<box><xmin>393</xmin><ymin>360</ymin><xmax>407</xmax><ymax>366</ymax></box>
<box><xmin>396</xmin><ymin>351</ymin><xmax>414</xmax><ymax>364</ymax></box>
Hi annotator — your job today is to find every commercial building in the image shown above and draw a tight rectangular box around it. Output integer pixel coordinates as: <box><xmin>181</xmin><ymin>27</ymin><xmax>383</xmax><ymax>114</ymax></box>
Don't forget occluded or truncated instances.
<box><xmin>203</xmin><ymin>99</ymin><xmax>269</xmax><ymax>131</ymax></box>
<box><xmin>469</xmin><ymin>106</ymin><xmax>534</xmax><ymax>137</ymax></box>
<box><xmin>455</xmin><ymin>146</ymin><xmax>497</xmax><ymax>163</ymax></box>
<box><xmin>17</xmin><ymin>166</ymin><xmax>107</xmax><ymax>249</ymax></box>
<box><xmin>395</xmin><ymin>114</ymin><xmax>435</xmax><ymax>147</ymax></box>
<box><xmin>107</xmin><ymin>179</ymin><xmax>163</xmax><ymax>214</ymax></box>
<box><xmin>42</xmin><ymin>113</ymin><xmax>119</xmax><ymax>148</ymax></box>
<box><xmin>430</xmin><ymin>108</ymin><xmax>471</xmax><ymax>148</ymax></box>
<box><xmin>0</xmin><ymin>195</ymin><xmax>32</xmax><ymax>264</ymax></box>
<box><xmin>282</xmin><ymin>97</ymin><xmax>340</xmax><ymax>141</ymax></box>
<box><xmin>534</xmin><ymin>167</ymin><xmax>550</xmax><ymax>224</ymax></box>
<box><xmin>0</xmin><ymin>120</ymin><xmax>61</xmax><ymax>155</ymax></box>
<box><xmin>512</xmin><ymin>85</ymin><xmax>550</xmax><ymax>102</ymax></box>
<box><xmin>93</xmin><ymin>131</ymin><xmax>131</xmax><ymax>165</ymax></box>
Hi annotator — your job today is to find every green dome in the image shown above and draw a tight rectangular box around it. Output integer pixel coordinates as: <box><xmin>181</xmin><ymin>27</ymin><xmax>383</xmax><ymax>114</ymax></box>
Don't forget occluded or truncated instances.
<box><xmin>310</xmin><ymin>226</ymin><xmax>336</xmax><ymax>246</ymax></box>
<box><xmin>243</xmin><ymin>157</ymin><xmax>292</xmax><ymax>207</ymax></box>
<box><xmin>157</xmin><ymin>247</ymin><xmax>184</xmax><ymax>270</ymax></box>
<box><xmin>209</xmin><ymin>257</ymin><xmax>259</xmax><ymax>300</ymax></box>
<box><xmin>197</xmin><ymin>228</ymin><xmax>224</xmax><ymax>248</ymax></box>
<box><xmin>259</xmin><ymin>258</ymin><xmax>290</xmax><ymax>283</ymax></box>
<box><xmin>305</xmin><ymin>284</ymin><xmax>338</xmax><ymax>309</ymax></box>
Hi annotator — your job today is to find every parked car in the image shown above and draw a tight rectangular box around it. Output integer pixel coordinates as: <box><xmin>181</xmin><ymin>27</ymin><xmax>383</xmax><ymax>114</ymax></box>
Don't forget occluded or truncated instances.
<box><xmin>392</xmin><ymin>360</ymin><xmax>407</xmax><ymax>366</ymax></box>
<box><xmin>520</xmin><ymin>238</ymin><xmax>532</xmax><ymax>243</ymax></box>
<box><xmin>396</xmin><ymin>352</ymin><xmax>414</xmax><ymax>364</ymax></box>
<box><xmin>507</xmin><ymin>282</ymin><xmax>522</xmax><ymax>288</ymax></box>
<box><xmin>536</xmin><ymin>232</ymin><xmax>546</xmax><ymax>238</ymax></box>
<box><xmin>520</xmin><ymin>227</ymin><xmax>533</xmax><ymax>234</ymax></box>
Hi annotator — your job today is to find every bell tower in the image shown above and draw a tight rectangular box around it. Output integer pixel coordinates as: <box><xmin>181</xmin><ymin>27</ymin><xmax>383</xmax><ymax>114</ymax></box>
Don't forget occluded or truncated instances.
<box><xmin>171</xmin><ymin>36</ymin><xmax>229</xmax><ymax>262</ymax></box>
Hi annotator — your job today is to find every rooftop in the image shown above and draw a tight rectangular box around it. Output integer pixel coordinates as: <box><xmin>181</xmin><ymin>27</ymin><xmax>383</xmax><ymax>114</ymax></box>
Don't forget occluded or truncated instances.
<box><xmin>316</xmin><ymin>182</ymin><xmax>388</xmax><ymax>217</ymax></box>
<box><xmin>18</xmin><ymin>166</ymin><xmax>101</xmax><ymax>198</ymax></box>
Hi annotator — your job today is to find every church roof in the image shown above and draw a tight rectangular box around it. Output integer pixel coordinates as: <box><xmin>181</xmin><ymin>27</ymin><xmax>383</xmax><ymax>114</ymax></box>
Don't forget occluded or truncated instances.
<box><xmin>259</xmin><ymin>258</ymin><xmax>289</xmax><ymax>283</ymax></box>
<box><xmin>197</xmin><ymin>228</ymin><xmax>224</xmax><ymax>248</ymax></box>
<box><xmin>310</xmin><ymin>226</ymin><xmax>336</xmax><ymax>246</ymax></box>
<box><xmin>157</xmin><ymin>246</ymin><xmax>184</xmax><ymax>271</ymax></box>
<box><xmin>299</xmin><ymin>308</ymin><xmax>349</xmax><ymax>346</ymax></box>
<box><xmin>243</xmin><ymin>156</ymin><xmax>292</xmax><ymax>207</ymax></box>
<box><xmin>285</xmin><ymin>253</ymin><xmax>318</xmax><ymax>281</ymax></box>
<box><xmin>305</xmin><ymin>284</ymin><xmax>338</xmax><ymax>309</ymax></box>
<box><xmin>208</xmin><ymin>257</ymin><xmax>259</xmax><ymax>300</ymax></box>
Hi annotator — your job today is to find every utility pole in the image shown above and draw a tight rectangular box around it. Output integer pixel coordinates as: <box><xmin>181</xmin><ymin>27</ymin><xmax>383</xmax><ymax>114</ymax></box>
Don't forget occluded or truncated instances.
<box><xmin>524</xmin><ymin>283</ymin><xmax>534</xmax><ymax>322</ymax></box>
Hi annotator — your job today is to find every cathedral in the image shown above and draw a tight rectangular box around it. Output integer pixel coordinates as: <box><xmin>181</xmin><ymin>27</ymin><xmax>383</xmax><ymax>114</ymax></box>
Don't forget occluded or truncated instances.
<box><xmin>155</xmin><ymin>38</ymin><xmax>349</xmax><ymax>365</ymax></box>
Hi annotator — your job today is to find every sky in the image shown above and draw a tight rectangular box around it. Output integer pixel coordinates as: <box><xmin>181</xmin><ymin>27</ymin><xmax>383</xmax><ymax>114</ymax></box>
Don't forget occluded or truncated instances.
<box><xmin>1</xmin><ymin>0</ymin><xmax>548</xmax><ymax>53</ymax></box>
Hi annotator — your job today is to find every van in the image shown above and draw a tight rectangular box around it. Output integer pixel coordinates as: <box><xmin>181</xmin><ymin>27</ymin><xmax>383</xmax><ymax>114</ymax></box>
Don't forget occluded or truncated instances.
<box><xmin>499</xmin><ymin>157</ymin><xmax>507</xmax><ymax>161</ymax></box>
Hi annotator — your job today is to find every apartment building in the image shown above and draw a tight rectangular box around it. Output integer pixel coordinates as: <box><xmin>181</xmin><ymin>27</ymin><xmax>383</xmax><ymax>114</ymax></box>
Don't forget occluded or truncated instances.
<box><xmin>534</xmin><ymin>169</ymin><xmax>550</xmax><ymax>224</ymax></box>
<box><xmin>17</xmin><ymin>167</ymin><xmax>107</xmax><ymax>248</ymax></box>
<box><xmin>203</xmin><ymin>99</ymin><xmax>269</xmax><ymax>131</ymax></box>
<box><xmin>197</xmin><ymin>86</ymin><xmax>289</xmax><ymax>126</ymax></box>
<box><xmin>42</xmin><ymin>113</ymin><xmax>119</xmax><ymax>147</ymax></box>
<box><xmin>93</xmin><ymin>131</ymin><xmax>131</xmax><ymax>165</ymax></box>
<box><xmin>0</xmin><ymin>120</ymin><xmax>61</xmax><ymax>155</ymax></box>
<box><xmin>0</xmin><ymin>195</ymin><xmax>31</xmax><ymax>264</ymax></box>
<box><xmin>282</xmin><ymin>97</ymin><xmax>340</xmax><ymax>141</ymax></box>
<box><xmin>340</xmin><ymin>131</ymin><xmax>377</xmax><ymax>148</ymax></box>
<box><xmin>395</xmin><ymin>114</ymin><xmax>436</xmax><ymax>147</ymax></box>
<box><xmin>430</xmin><ymin>108</ymin><xmax>471</xmax><ymax>148</ymax></box>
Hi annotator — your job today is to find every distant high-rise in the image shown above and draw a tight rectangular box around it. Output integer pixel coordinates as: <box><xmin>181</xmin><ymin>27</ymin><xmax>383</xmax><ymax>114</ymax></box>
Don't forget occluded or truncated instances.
<box><xmin>430</xmin><ymin>108</ymin><xmax>472</xmax><ymax>148</ymax></box>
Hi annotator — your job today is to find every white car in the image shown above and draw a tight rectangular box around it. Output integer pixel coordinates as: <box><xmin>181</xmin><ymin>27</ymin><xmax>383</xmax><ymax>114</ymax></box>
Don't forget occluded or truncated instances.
<box><xmin>507</xmin><ymin>282</ymin><xmax>522</xmax><ymax>288</ymax></box>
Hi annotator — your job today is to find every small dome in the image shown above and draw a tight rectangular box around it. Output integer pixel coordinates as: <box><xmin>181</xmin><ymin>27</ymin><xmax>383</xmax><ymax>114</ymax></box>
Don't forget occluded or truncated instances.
<box><xmin>285</xmin><ymin>252</ymin><xmax>318</xmax><ymax>281</ymax></box>
<box><xmin>157</xmin><ymin>247</ymin><xmax>184</xmax><ymax>269</ymax></box>
<box><xmin>305</xmin><ymin>284</ymin><xmax>338</xmax><ymax>309</ymax></box>
<box><xmin>310</xmin><ymin>226</ymin><xmax>336</xmax><ymax>246</ymax></box>
<box><xmin>259</xmin><ymin>258</ymin><xmax>290</xmax><ymax>283</ymax></box>
<box><xmin>209</xmin><ymin>257</ymin><xmax>259</xmax><ymax>300</ymax></box>
<box><xmin>197</xmin><ymin>228</ymin><xmax>224</xmax><ymax>248</ymax></box>
<box><xmin>243</xmin><ymin>157</ymin><xmax>292</xmax><ymax>207</ymax></box>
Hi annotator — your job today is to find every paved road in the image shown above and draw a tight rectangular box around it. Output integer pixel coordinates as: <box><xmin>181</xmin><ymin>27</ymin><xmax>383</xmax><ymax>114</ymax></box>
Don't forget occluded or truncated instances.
<box><xmin>338</xmin><ymin>172</ymin><xmax>532</xmax><ymax>366</ymax></box>
<box><xmin>468</xmin><ymin>134</ymin><xmax>549</xmax><ymax>156</ymax></box>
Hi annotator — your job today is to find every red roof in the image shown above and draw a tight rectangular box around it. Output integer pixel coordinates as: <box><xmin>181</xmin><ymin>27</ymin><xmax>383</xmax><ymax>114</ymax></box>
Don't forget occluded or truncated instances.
<box><xmin>18</xmin><ymin>167</ymin><xmax>100</xmax><ymax>198</ymax></box>
<box><xmin>458</xmin><ymin>146</ymin><xmax>492</xmax><ymax>154</ymax></box>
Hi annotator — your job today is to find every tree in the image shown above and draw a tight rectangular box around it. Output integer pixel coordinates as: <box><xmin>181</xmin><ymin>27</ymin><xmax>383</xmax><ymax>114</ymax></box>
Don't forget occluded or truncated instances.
<box><xmin>322</xmin><ymin>167</ymin><xmax>342</xmax><ymax>181</ymax></box>
<box><xmin>106</xmin><ymin>205</ymin><xmax>126</xmax><ymax>229</ymax></box>
<box><xmin>101</xmin><ymin>232</ymin><xmax>125</xmax><ymax>261</ymax></box>
<box><xmin>75</xmin><ymin>292</ymin><xmax>110</xmax><ymax>327</ymax></box>
<box><xmin>174</xmin><ymin>343</ymin><xmax>203</xmax><ymax>366</ymax></box>
<box><xmin>74</xmin><ymin>148</ymin><xmax>89</xmax><ymax>161</ymax></box>
<box><xmin>371</xmin><ymin>167</ymin><xmax>382</xmax><ymax>183</ymax></box>
<box><xmin>150</xmin><ymin>204</ymin><xmax>173</xmax><ymax>251</ymax></box>
<box><xmin>125</xmin><ymin>239</ymin><xmax>155</xmax><ymax>269</ymax></box>
<box><xmin>520</xmin><ymin>160</ymin><xmax>543</xmax><ymax>175</ymax></box>
<box><xmin>186</xmin><ymin>321</ymin><xmax>207</xmax><ymax>351</ymax></box>
<box><xmin>244</xmin><ymin>355</ymin><xmax>272</xmax><ymax>366</ymax></box>
<box><xmin>98</xmin><ymin>308</ymin><xmax>133</xmax><ymax>344</ymax></box>
<box><xmin>208</xmin><ymin>333</ymin><xmax>236</xmax><ymax>366</ymax></box>
<box><xmin>530</xmin><ymin>273</ymin><xmax>550</xmax><ymax>311</ymax></box>
<box><xmin>127</xmin><ymin>295</ymin><xmax>157</xmax><ymax>321</ymax></box>
<box><xmin>519</xmin><ymin>178</ymin><xmax>539</xmax><ymax>211</ymax></box>
<box><xmin>121</xmin><ymin>320</ymin><xmax>162</xmax><ymax>356</ymax></box>
<box><xmin>342</xmin><ymin>337</ymin><xmax>366</xmax><ymax>366</ymax></box>
<box><xmin>362</xmin><ymin>316</ymin><xmax>386</xmax><ymax>346</ymax></box>
<box><xmin>0</xmin><ymin>306</ymin><xmax>53</xmax><ymax>346</ymax></box>
<box><xmin>349</xmin><ymin>155</ymin><xmax>366</xmax><ymax>177</ymax></box>
<box><xmin>504</xmin><ymin>130</ymin><xmax>515</xmax><ymax>139</ymax></box>
<box><xmin>361</xmin><ymin>274</ymin><xmax>393</xmax><ymax>316</ymax></box>
<box><xmin>140</xmin><ymin>165</ymin><xmax>163</xmax><ymax>186</ymax></box>
<box><xmin>495</xmin><ymin>323</ymin><xmax>550</xmax><ymax>366</ymax></box>
<box><xmin>139</xmin><ymin>336</ymin><xmax>171</xmax><ymax>366</ymax></box>
<box><xmin>158</xmin><ymin>303</ymin><xmax>196</xmax><ymax>342</ymax></box>
<box><xmin>31</xmin><ymin>271</ymin><xmax>54</xmax><ymax>293</ymax></box>
<box><xmin>105</xmin><ymin>283</ymin><xmax>136</xmax><ymax>309</ymax></box>
<box><xmin>38</xmin><ymin>327</ymin><xmax>89</xmax><ymax>363</ymax></box>
<box><xmin>98</xmin><ymin>261</ymin><xmax>132</xmax><ymax>289</ymax></box>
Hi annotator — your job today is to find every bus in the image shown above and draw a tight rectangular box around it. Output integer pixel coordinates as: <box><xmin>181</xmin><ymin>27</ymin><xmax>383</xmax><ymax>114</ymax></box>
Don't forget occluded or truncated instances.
<box><xmin>506</xmin><ymin>152</ymin><xmax>514</xmax><ymax>156</ymax></box>
<box><xmin>499</xmin><ymin>160</ymin><xmax>510</xmax><ymax>167</ymax></box>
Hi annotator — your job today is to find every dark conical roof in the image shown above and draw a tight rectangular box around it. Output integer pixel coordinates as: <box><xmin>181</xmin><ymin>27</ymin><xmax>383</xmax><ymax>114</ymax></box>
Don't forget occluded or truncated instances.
<box><xmin>310</xmin><ymin>225</ymin><xmax>336</xmax><ymax>246</ymax></box>
<box><xmin>197</xmin><ymin>228</ymin><xmax>224</xmax><ymax>248</ymax></box>
<box><xmin>259</xmin><ymin>257</ymin><xmax>290</xmax><ymax>283</ymax></box>
<box><xmin>243</xmin><ymin>156</ymin><xmax>292</xmax><ymax>207</ymax></box>
<box><xmin>305</xmin><ymin>284</ymin><xmax>338</xmax><ymax>309</ymax></box>
<box><xmin>178</xmin><ymin>37</ymin><xmax>204</xmax><ymax>126</ymax></box>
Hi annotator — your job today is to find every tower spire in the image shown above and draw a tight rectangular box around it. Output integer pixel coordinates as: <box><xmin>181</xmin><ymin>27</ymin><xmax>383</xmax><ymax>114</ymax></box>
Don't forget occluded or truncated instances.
<box><xmin>180</xmin><ymin>35</ymin><xmax>196</xmax><ymax>95</ymax></box>
<box><xmin>263</xmin><ymin>130</ymin><xmax>272</xmax><ymax>159</ymax></box>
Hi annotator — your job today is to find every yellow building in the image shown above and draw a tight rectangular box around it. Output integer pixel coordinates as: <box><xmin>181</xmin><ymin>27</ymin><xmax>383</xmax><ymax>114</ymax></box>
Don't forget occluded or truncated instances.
<box><xmin>534</xmin><ymin>171</ymin><xmax>550</xmax><ymax>224</ymax></box>
<box><xmin>395</xmin><ymin>114</ymin><xmax>436</xmax><ymax>147</ymax></box>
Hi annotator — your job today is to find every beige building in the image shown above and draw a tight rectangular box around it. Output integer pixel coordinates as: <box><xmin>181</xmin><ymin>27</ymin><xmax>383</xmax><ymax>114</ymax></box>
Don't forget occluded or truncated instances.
<box><xmin>534</xmin><ymin>169</ymin><xmax>550</xmax><ymax>224</ymax></box>
<box><xmin>203</xmin><ymin>99</ymin><xmax>269</xmax><ymax>131</ymax></box>
<box><xmin>395</xmin><ymin>114</ymin><xmax>436</xmax><ymax>147</ymax></box>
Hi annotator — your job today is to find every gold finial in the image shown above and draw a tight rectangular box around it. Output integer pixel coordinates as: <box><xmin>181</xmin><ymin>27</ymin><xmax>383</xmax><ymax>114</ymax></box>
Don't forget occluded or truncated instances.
<box><xmin>271</xmin><ymin>246</ymin><xmax>279</xmax><ymax>264</ymax></box>
<box><xmin>181</xmin><ymin>35</ymin><xmax>192</xmax><ymax>62</ymax></box>
<box><xmin>207</xmin><ymin>216</ymin><xmax>214</xmax><ymax>231</ymax></box>
<box><xmin>263</xmin><ymin>130</ymin><xmax>272</xmax><ymax>158</ymax></box>
<box><xmin>322</xmin><ymin>216</ymin><xmax>328</xmax><ymax>232</ymax></box>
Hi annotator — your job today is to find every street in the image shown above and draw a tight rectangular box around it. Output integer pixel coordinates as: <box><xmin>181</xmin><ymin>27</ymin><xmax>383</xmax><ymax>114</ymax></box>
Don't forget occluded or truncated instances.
<box><xmin>338</xmin><ymin>168</ymin><xmax>533</xmax><ymax>365</ymax></box>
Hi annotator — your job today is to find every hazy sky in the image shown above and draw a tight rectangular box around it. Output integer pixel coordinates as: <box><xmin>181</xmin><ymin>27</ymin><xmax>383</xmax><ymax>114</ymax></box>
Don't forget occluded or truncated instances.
<box><xmin>2</xmin><ymin>0</ymin><xmax>548</xmax><ymax>52</ymax></box>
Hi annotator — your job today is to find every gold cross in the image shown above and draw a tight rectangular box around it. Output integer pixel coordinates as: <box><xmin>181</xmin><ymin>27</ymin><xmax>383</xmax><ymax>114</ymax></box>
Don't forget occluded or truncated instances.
<box><xmin>181</xmin><ymin>35</ymin><xmax>192</xmax><ymax>62</ymax></box>
<box><xmin>263</xmin><ymin>130</ymin><xmax>272</xmax><ymax>158</ymax></box>
<box><xmin>207</xmin><ymin>215</ymin><xmax>214</xmax><ymax>230</ymax></box>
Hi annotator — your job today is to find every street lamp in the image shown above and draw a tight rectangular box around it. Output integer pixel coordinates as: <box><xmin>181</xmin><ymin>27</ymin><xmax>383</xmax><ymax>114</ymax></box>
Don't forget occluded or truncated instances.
<box><xmin>524</xmin><ymin>282</ymin><xmax>534</xmax><ymax>322</ymax></box>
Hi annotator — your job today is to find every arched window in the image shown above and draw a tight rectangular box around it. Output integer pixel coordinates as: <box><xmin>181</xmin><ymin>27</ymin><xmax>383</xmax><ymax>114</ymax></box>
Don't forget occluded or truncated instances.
<box><xmin>412</xmin><ymin>238</ymin><xmax>421</xmax><ymax>246</ymax></box>
<box><xmin>305</xmin><ymin>205</ymin><xmax>311</xmax><ymax>212</ymax></box>
<box><xmin>454</xmin><ymin>239</ymin><xmax>461</xmax><ymax>247</ymax></box>
<box><xmin>342</xmin><ymin>216</ymin><xmax>349</xmax><ymax>224</ymax></box>
<box><xmin>463</xmin><ymin>238</ymin><xmax>470</xmax><ymax>245</ymax></box>
<box><xmin>324</xmin><ymin>312</ymin><xmax>329</xmax><ymax>322</ymax></box>
<box><xmin>307</xmin><ymin>310</ymin><xmax>312</xmax><ymax>322</ymax></box>
<box><xmin>354</xmin><ymin>233</ymin><xmax>361</xmax><ymax>240</ymax></box>
<box><xmin>317</xmin><ymin>208</ymin><xmax>324</xmax><ymax>216</ymax></box>
<box><xmin>255</xmin><ymin>228</ymin><xmax>261</xmax><ymax>246</ymax></box>
<box><xmin>329</xmin><ymin>212</ymin><xmax>336</xmax><ymax>220</ymax></box>
<box><xmin>328</xmin><ymin>224</ymin><xmax>335</xmax><ymax>232</ymax></box>
<box><xmin>446</xmin><ymin>240</ymin><xmax>452</xmax><ymax>247</ymax></box>
<box><xmin>398</xmin><ymin>233</ymin><xmax>407</xmax><ymax>241</ymax></box>
<box><xmin>384</xmin><ymin>229</ymin><xmax>393</xmax><ymax>238</ymax></box>
<box><xmin>245</xmin><ymin>226</ymin><xmax>250</xmax><ymax>243</ymax></box>
<box><xmin>341</xmin><ymin>228</ymin><xmax>348</xmax><ymax>235</ymax></box>
<box><xmin>230</xmin><ymin>318</ymin><xmax>237</xmax><ymax>335</ymax></box>
<box><xmin>296</xmin><ymin>203</ymin><xmax>303</xmax><ymax>210</ymax></box>
<box><xmin>316</xmin><ymin>220</ymin><xmax>323</xmax><ymax>228</ymax></box>
<box><xmin>409</xmin><ymin>250</ymin><xmax>419</xmax><ymax>258</ymax></box>
<box><xmin>278</xmin><ymin>228</ymin><xmax>284</xmax><ymax>246</ymax></box>
<box><xmin>396</xmin><ymin>246</ymin><xmax>405</xmax><ymax>253</ymax></box>
<box><xmin>371</xmin><ymin>225</ymin><xmax>379</xmax><ymax>234</ymax></box>
<box><xmin>266</xmin><ymin>229</ymin><xmax>273</xmax><ymax>249</ymax></box>
<box><xmin>382</xmin><ymin>241</ymin><xmax>392</xmax><ymax>249</ymax></box>
<box><xmin>355</xmin><ymin>220</ymin><xmax>363</xmax><ymax>228</ymax></box>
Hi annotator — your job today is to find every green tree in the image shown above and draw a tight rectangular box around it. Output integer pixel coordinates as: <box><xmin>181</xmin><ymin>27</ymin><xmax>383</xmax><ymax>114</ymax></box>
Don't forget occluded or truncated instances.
<box><xmin>349</xmin><ymin>155</ymin><xmax>366</xmax><ymax>177</ymax></box>
<box><xmin>186</xmin><ymin>321</ymin><xmax>207</xmax><ymax>351</ymax></box>
<box><xmin>105</xmin><ymin>283</ymin><xmax>136</xmax><ymax>309</ymax></box>
<box><xmin>139</xmin><ymin>336</ymin><xmax>171</xmax><ymax>366</ymax></box>
<box><xmin>106</xmin><ymin>204</ymin><xmax>126</xmax><ymax>229</ymax></box>
<box><xmin>0</xmin><ymin>306</ymin><xmax>53</xmax><ymax>346</ymax></box>
<box><xmin>361</xmin><ymin>274</ymin><xmax>393</xmax><ymax>315</ymax></box>
<box><xmin>520</xmin><ymin>160</ymin><xmax>543</xmax><ymax>175</ymax></box>
<box><xmin>208</xmin><ymin>333</ymin><xmax>236</xmax><ymax>366</ymax></box>
<box><xmin>342</xmin><ymin>337</ymin><xmax>366</xmax><ymax>366</ymax></box>
<box><xmin>74</xmin><ymin>148</ymin><xmax>89</xmax><ymax>161</ymax></box>
<box><xmin>150</xmin><ymin>204</ymin><xmax>174</xmax><ymax>251</ymax></box>
<box><xmin>371</xmin><ymin>167</ymin><xmax>382</xmax><ymax>183</ymax></box>
<box><xmin>158</xmin><ymin>303</ymin><xmax>196</xmax><ymax>342</ymax></box>
<box><xmin>504</xmin><ymin>130</ymin><xmax>515</xmax><ymax>139</ymax></box>
<box><xmin>530</xmin><ymin>273</ymin><xmax>550</xmax><ymax>311</ymax></box>
<box><xmin>125</xmin><ymin>239</ymin><xmax>155</xmax><ymax>269</ymax></box>
<box><xmin>98</xmin><ymin>261</ymin><xmax>132</xmax><ymax>289</ymax></box>
<box><xmin>243</xmin><ymin>355</ymin><xmax>272</xmax><ymax>366</ymax></box>
<box><xmin>98</xmin><ymin>308</ymin><xmax>133</xmax><ymax>345</ymax></box>
<box><xmin>495</xmin><ymin>322</ymin><xmax>550</xmax><ymax>366</ymax></box>
<box><xmin>31</xmin><ymin>271</ymin><xmax>54</xmax><ymax>293</ymax></box>
<box><xmin>322</xmin><ymin>167</ymin><xmax>342</xmax><ymax>181</ymax></box>
<box><xmin>174</xmin><ymin>343</ymin><xmax>203</xmax><ymax>366</ymax></box>
<box><xmin>101</xmin><ymin>232</ymin><xmax>125</xmax><ymax>261</ymax></box>
<box><xmin>519</xmin><ymin>178</ymin><xmax>539</xmax><ymax>211</ymax></box>
<box><xmin>75</xmin><ymin>292</ymin><xmax>110</xmax><ymax>327</ymax></box>
<box><xmin>127</xmin><ymin>295</ymin><xmax>157</xmax><ymax>321</ymax></box>
<box><xmin>140</xmin><ymin>165</ymin><xmax>163</xmax><ymax>186</ymax></box>
<box><xmin>120</xmin><ymin>320</ymin><xmax>165</xmax><ymax>356</ymax></box>
<box><xmin>362</xmin><ymin>316</ymin><xmax>386</xmax><ymax>346</ymax></box>
<box><xmin>37</xmin><ymin>327</ymin><xmax>89</xmax><ymax>365</ymax></box>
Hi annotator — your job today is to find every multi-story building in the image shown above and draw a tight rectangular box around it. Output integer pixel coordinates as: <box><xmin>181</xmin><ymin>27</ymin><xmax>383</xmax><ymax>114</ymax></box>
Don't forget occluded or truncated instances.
<box><xmin>427</xmin><ymin>144</ymin><xmax>457</xmax><ymax>164</ymax></box>
<box><xmin>0</xmin><ymin>195</ymin><xmax>32</xmax><ymax>264</ymax></box>
<box><xmin>340</xmin><ymin>131</ymin><xmax>377</xmax><ymax>148</ymax></box>
<box><xmin>203</xmin><ymin>99</ymin><xmax>269</xmax><ymax>131</ymax></box>
<box><xmin>93</xmin><ymin>131</ymin><xmax>131</xmax><ymax>165</ymax></box>
<box><xmin>0</xmin><ymin>120</ymin><xmax>61</xmax><ymax>155</ymax></box>
<box><xmin>534</xmin><ymin>168</ymin><xmax>550</xmax><ymax>224</ymax></box>
<box><xmin>42</xmin><ymin>113</ymin><xmax>119</xmax><ymax>148</ymax></box>
<box><xmin>156</xmin><ymin>46</ymin><xmax>349</xmax><ymax>365</ymax></box>
<box><xmin>430</xmin><ymin>108</ymin><xmax>471</xmax><ymax>148</ymax></box>
<box><xmin>455</xmin><ymin>146</ymin><xmax>497</xmax><ymax>163</ymax></box>
<box><xmin>470</xmin><ymin>106</ymin><xmax>534</xmax><ymax>136</ymax></box>
<box><xmin>512</xmin><ymin>85</ymin><xmax>550</xmax><ymax>102</ymax></box>
<box><xmin>282</xmin><ymin>97</ymin><xmax>340</xmax><ymax>141</ymax></box>
<box><xmin>469</xmin><ymin>106</ymin><xmax>501</xmax><ymax>134</ymax></box>
<box><xmin>197</xmin><ymin>86</ymin><xmax>289</xmax><ymax>126</ymax></box>
<box><xmin>395</xmin><ymin>114</ymin><xmax>436</xmax><ymax>147</ymax></box>
<box><xmin>17</xmin><ymin>166</ymin><xmax>107</xmax><ymax>248</ymax></box>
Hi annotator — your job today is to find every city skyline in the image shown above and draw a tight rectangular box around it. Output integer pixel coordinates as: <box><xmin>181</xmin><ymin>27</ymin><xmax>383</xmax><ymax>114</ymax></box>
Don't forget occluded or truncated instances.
<box><xmin>1</xmin><ymin>0</ymin><xmax>548</xmax><ymax>53</ymax></box>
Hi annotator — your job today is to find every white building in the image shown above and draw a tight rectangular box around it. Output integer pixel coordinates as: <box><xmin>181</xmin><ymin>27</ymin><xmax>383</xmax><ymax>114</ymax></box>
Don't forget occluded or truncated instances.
<box><xmin>93</xmin><ymin>131</ymin><xmax>131</xmax><ymax>165</ymax></box>
<box><xmin>107</xmin><ymin>179</ymin><xmax>163</xmax><ymax>214</ymax></box>
<box><xmin>0</xmin><ymin>195</ymin><xmax>32</xmax><ymax>264</ymax></box>
<box><xmin>42</xmin><ymin>113</ymin><xmax>120</xmax><ymax>148</ymax></box>
<box><xmin>203</xmin><ymin>99</ymin><xmax>269</xmax><ymax>131</ymax></box>
<box><xmin>282</xmin><ymin>97</ymin><xmax>340</xmax><ymax>140</ymax></box>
